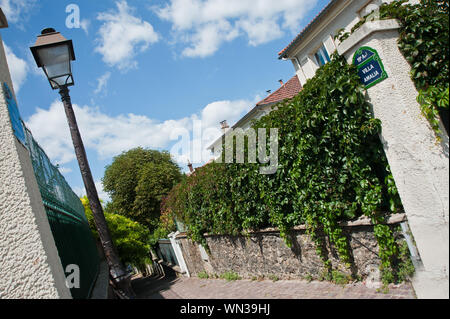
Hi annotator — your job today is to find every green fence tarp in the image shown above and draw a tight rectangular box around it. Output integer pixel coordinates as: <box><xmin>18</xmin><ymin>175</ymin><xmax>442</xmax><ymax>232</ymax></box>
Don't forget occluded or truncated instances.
<box><xmin>23</xmin><ymin>125</ymin><xmax>100</xmax><ymax>299</ymax></box>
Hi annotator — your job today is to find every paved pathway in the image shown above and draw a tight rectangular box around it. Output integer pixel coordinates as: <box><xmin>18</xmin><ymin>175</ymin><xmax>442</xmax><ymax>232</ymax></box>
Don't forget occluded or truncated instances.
<box><xmin>132</xmin><ymin>275</ymin><xmax>416</xmax><ymax>299</ymax></box>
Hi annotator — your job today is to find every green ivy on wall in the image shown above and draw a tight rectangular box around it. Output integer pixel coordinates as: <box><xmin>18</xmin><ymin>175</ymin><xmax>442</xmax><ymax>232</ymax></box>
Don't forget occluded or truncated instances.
<box><xmin>395</xmin><ymin>0</ymin><xmax>449</xmax><ymax>138</ymax></box>
<box><xmin>161</xmin><ymin>0</ymin><xmax>447</xmax><ymax>284</ymax></box>
<box><xmin>337</xmin><ymin>0</ymin><xmax>449</xmax><ymax>138</ymax></box>
<box><xmin>163</xmin><ymin>53</ymin><xmax>406</xmax><ymax>283</ymax></box>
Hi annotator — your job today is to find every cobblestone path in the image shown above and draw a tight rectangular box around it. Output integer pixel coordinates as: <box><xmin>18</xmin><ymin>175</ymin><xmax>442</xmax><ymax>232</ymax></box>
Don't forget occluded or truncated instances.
<box><xmin>132</xmin><ymin>275</ymin><xmax>416</xmax><ymax>299</ymax></box>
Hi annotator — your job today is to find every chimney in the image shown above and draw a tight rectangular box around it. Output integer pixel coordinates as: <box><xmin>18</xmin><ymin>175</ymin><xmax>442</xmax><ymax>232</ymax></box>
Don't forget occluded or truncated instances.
<box><xmin>279</xmin><ymin>79</ymin><xmax>284</xmax><ymax>86</ymax></box>
<box><xmin>220</xmin><ymin>120</ymin><xmax>230</xmax><ymax>134</ymax></box>
<box><xmin>187</xmin><ymin>161</ymin><xmax>194</xmax><ymax>173</ymax></box>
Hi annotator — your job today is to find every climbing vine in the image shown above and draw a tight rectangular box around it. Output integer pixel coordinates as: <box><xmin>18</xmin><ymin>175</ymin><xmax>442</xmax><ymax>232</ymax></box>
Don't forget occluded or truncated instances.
<box><xmin>337</xmin><ymin>0</ymin><xmax>449</xmax><ymax>138</ymax></box>
<box><xmin>161</xmin><ymin>0</ymin><xmax>447</xmax><ymax>284</ymax></box>
<box><xmin>163</xmin><ymin>54</ymin><xmax>405</xmax><ymax>282</ymax></box>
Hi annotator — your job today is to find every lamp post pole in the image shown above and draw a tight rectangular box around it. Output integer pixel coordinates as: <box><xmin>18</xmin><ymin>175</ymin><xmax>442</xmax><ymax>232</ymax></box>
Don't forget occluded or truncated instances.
<box><xmin>30</xmin><ymin>28</ymin><xmax>134</xmax><ymax>298</ymax></box>
<box><xmin>59</xmin><ymin>86</ymin><xmax>134</xmax><ymax>298</ymax></box>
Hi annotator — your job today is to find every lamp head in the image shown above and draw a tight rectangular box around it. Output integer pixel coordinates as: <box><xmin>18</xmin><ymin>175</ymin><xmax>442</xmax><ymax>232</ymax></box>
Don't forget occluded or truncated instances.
<box><xmin>30</xmin><ymin>28</ymin><xmax>76</xmax><ymax>90</ymax></box>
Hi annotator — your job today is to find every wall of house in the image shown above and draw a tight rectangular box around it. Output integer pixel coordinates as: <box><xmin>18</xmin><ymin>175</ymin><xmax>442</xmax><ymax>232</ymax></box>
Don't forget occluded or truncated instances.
<box><xmin>335</xmin><ymin>19</ymin><xmax>449</xmax><ymax>299</ymax></box>
<box><xmin>289</xmin><ymin>0</ymin><xmax>398</xmax><ymax>87</ymax></box>
<box><xmin>283</xmin><ymin>0</ymin><xmax>447</xmax><ymax>298</ymax></box>
<box><xmin>177</xmin><ymin>214</ymin><xmax>408</xmax><ymax>287</ymax></box>
<box><xmin>0</xmin><ymin>33</ymin><xmax>71</xmax><ymax>299</ymax></box>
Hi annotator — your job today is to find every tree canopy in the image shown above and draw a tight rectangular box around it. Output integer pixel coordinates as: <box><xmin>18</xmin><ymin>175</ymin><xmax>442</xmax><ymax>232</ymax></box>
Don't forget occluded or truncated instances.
<box><xmin>102</xmin><ymin>147</ymin><xmax>182</xmax><ymax>232</ymax></box>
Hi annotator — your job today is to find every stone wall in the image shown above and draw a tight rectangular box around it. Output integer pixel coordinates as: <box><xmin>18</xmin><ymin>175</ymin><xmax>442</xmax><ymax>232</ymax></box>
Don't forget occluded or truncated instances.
<box><xmin>177</xmin><ymin>214</ymin><xmax>408</xmax><ymax>285</ymax></box>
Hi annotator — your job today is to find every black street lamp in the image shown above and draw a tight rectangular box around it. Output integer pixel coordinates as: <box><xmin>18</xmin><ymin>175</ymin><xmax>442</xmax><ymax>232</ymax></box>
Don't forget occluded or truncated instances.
<box><xmin>30</xmin><ymin>28</ymin><xmax>134</xmax><ymax>299</ymax></box>
<box><xmin>30</xmin><ymin>28</ymin><xmax>75</xmax><ymax>90</ymax></box>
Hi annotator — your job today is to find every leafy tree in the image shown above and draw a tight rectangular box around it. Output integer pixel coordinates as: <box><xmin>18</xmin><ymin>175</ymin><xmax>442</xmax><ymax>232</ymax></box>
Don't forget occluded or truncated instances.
<box><xmin>148</xmin><ymin>201</ymin><xmax>178</xmax><ymax>247</ymax></box>
<box><xmin>102</xmin><ymin>148</ymin><xmax>182</xmax><ymax>232</ymax></box>
<box><xmin>81</xmin><ymin>196</ymin><xmax>151</xmax><ymax>270</ymax></box>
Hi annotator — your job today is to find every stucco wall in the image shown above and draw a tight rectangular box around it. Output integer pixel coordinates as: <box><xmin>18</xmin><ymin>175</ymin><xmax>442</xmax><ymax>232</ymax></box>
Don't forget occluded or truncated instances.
<box><xmin>338</xmin><ymin>20</ymin><xmax>449</xmax><ymax>299</ymax></box>
<box><xmin>177</xmin><ymin>214</ymin><xmax>409</xmax><ymax>287</ymax></box>
<box><xmin>289</xmin><ymin>0</ymin><xmax>400</xmax><ymax>87</ymax></box>
<box><xmin>0</xmin><ymin>33</ymin><xmax>71</xmax><ymax>299</ymax></box>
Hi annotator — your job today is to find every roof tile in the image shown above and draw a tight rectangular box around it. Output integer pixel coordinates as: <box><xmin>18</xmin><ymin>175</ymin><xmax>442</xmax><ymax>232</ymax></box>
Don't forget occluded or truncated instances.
<box><xmin>256</xmin><ymin>75</ymin><xmax>302</xmax><ymax>106</ymax></box>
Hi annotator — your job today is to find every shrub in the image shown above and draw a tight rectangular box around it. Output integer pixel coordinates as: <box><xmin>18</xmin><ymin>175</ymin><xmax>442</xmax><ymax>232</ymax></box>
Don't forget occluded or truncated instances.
<box><xmin>81</xmin><ymin>196</ymin><xmax>151</xmax><ymax>271</ymax></box>
<box><xmin>220</xmin><ymin>271</ymin><xmax>242</xmax><ymax>281</ymax></box>
<box><xmin>198</xmin><ymin>271</ymin><xmax>210</xmax><ymax>279</ymax></box>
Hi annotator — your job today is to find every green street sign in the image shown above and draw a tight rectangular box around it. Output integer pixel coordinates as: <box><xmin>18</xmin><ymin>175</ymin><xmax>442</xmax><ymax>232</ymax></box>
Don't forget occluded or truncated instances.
<box><xmin>353</xmin><ymin>46</ymin><xmax>388</xmax><ymax>89</ymax></box>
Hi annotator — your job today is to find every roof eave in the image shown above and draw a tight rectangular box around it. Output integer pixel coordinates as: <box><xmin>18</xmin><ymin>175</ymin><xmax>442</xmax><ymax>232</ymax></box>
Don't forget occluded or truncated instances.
<box><xmin>278</xmin><ymin>0</ymin><xmax>340</xmax><ymax>60</ymax></box>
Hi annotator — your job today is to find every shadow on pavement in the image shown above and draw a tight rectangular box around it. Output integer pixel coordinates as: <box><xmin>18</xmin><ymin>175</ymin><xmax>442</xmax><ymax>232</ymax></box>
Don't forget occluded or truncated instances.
<box><xmin>132</xmin><ymin>265</ymin><xmax>180</xmax><ymax>299</ymax></box>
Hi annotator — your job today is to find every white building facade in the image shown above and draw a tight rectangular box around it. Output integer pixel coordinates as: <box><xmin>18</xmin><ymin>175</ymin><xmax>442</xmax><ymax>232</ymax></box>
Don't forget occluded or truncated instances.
<box><xmin>279</xmin><ymin>0</ymin><xmax>448</xmax><ymax>299</ymax></box>
<box><xmin>280</xmin><ymin>0</ymin><xmax>421</xmax><ymax>86</ymax></box>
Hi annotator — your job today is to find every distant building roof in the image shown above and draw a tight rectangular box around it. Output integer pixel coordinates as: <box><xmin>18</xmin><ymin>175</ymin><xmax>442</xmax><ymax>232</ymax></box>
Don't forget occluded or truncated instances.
<box><xmin>256</xmin><ymin>75</ymin><xmax>302</xmax><ymax>106</ymax></box>
<box><xmin>207</xmin><ymin>75</ymin><xmax>301</xmax><ymax>151</ymax></box>
<box><xmin>278</xmin><ymin>0</ymin><xmax>338</xmax><ymax>59</ymax></box>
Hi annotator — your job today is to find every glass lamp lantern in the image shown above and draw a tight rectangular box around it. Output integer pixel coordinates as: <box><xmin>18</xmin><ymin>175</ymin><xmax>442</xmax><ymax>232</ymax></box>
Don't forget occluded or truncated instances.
<box><xmin>30</xmin><ymin>28</ymin><xmax>76</xmax><ymax>90</ymax></box>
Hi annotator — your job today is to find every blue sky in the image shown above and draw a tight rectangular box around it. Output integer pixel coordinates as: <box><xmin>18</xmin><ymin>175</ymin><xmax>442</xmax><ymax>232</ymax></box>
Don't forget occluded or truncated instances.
<box><xmin>1</xmin><ymin>0</ymin><xmax>329</xmax><ymax>201</ymax></box>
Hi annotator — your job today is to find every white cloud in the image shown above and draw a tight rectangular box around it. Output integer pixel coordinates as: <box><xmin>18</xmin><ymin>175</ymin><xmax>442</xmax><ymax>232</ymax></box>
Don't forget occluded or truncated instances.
<box><xmin>237</xmin><ymin>18</ymin><xmax>283</xmax><ymax>46</ymax></box>
<box><xmin>25</xmin><ymin>94</ymin><xmax>258</xmax><ymax>200</ymax></box>
<box><xmin>155</xmin><ymin>0</ymin><xmax>317</xmax><ymax>58</ymax></box>
<box><xmin>4</xmin><ymin>44</ymin><xmax>28</xmax><ymax>92</ymax></box>
<box><xmin>25</xmin><ymin>96</ymin><xmax>255</xmax><ymax>168</ymax></box>
<box><xmin>26</xmin><ymin>101</ymin><xmax>75</xmax><ymax>165</ymax></box>
<box><xmin>95</xmin><ymin>1</ymin><xmax>159</xmax><ymax>70</ymax></box>
<box><xmin>94</xmin><ymin>72</ymin><xmax>111</xmax><ymax>95</ymax></box>
<box><xmin>182</xmin><ymin>20</ymin><xmax>239</xmax><ymax>58</ymax></box>
<box><xmin>200</xmin><ymin>99</ymin><xmax>251</xmax><ymax>129</ymax></box>
<box><xmin>58</xmin><ymin>167</ymin><xmax>73</xmax><ymax>174</ymax></box>
<box><xmin>0</xmin><ymin>0</ymin><xmax>36</xmax><ymax>23</ymax></box>
<box><xmin>80</xmin><ymin>19</ymin><xmax>90</xmax><ymax>34</ymax></box>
